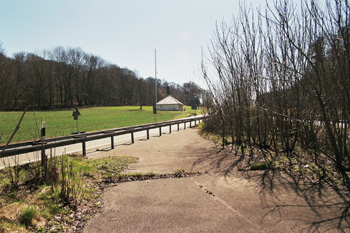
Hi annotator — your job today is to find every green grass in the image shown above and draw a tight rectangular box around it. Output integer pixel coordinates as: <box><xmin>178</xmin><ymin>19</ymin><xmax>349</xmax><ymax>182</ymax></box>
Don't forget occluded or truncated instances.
<box><xmin>19</xmin><ymin>207</ymin><xmax>37</xmax><ymax>227</ymax></box>
<box><xmin>79</xmin><ymin>155</ymin><xmax>138</xmax><ymax>180</ymax></box>
<box><xmin>250</xmin><ymin>161</ymin><xmax>273</xmax><ymax>170</ymax></box>
<box><xmin>0</xmin><ymin>155</ymin><xmax>137</xmax><ymax>232</ymax></box>
<box><xmin>0</xmin><ymin>106</ymin><xmax>202</xmax><ymax>144</ymax></box>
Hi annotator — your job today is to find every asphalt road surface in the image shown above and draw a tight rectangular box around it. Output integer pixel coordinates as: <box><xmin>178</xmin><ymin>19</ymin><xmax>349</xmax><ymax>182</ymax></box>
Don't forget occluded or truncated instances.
<box><xmin>0</xmin><ymin>119</ymin><xmax>196</xmax><ymax>169</ymax></box>
<box><xmin>83</xmin><ymin>128</ymin><xmax>348</xmax><ymax>233</ymax></box>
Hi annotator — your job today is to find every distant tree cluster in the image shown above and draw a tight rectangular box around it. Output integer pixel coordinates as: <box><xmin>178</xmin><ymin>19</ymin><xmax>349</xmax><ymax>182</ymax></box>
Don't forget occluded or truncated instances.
<box><xmin>0</xmin><ymin>45</ymin><xmax>204</xmax><ymax>110</ymax></box>
<box><xmin>202</xmin><ymin>0</ymin><xmax>350</xmax><ymax>188</ymax></box>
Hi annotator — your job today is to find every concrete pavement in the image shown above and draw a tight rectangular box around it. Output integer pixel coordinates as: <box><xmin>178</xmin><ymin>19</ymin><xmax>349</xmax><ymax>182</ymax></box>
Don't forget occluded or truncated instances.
<box><xmin>83</xmin><ymin>128</ymin><xmax>349</xmax><ymax>233</ymax></box>
<box><xmin>84</xmin><ymin>177</ymin><xmax>262</xmax><ymax>233</ymax></box>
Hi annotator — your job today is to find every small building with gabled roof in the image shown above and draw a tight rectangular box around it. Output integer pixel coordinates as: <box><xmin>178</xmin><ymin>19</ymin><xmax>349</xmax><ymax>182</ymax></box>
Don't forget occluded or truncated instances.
<box><xmin>156</xmin><ymin>95</ymin><xmax>184</xmax><ymax>111</ymax></box>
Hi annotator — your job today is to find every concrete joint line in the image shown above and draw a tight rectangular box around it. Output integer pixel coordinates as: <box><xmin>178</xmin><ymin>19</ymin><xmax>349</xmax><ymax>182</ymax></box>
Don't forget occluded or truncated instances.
<box><xmin>192</xmin><ymin>178</ymin><xmax>261</xmax><ymax>230</ymax></box>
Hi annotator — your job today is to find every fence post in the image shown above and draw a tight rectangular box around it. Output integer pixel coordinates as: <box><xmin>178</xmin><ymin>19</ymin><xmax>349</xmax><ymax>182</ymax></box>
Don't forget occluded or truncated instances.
<box><xmin>2</xmin><ymin>117</ymin><xmax>206</xmax><ymax>160</ymax></box>
<box><xmin>40</xmin><ymin>121</ymin><xmax>47</xmax><ymax>166</ymax></box>
<box><xmin>169</xmin><ymin>125</ymin><xmax>171</xmax><ymax>134</ymax></box>
<box><xmin>82</xmin><ymin>140</ymin><xmax>86</xmax><ymax>156</ymax></box>
<box><xmin>190</xmin><ymin>121</ymin><xmax>192</xmax><ymax>128</ymax></box>
<box><xmin>41</xmin><ymin>146</ymin><xmax>46</xmax><ymax>166</ymax></box>
<box><xmin>131</xmin><ymin>131</ymin><xmax>134</xmax><ymax>144</ymax></box>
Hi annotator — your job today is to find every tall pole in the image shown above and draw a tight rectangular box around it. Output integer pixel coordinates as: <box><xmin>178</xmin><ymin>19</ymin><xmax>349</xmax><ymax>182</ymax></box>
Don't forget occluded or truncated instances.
<box><xmin>155</xmin><ymin>49</ymin><xmax>157</xmax><ymax>105</ymax></box>
<box><xmin>154</xmin><ymin>49</ymin><xmax>157</xmax><ymax>114</ymax></box>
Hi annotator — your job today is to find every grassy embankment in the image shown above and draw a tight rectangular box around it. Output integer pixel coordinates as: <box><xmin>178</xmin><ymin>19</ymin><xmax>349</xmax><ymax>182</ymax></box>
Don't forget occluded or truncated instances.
<box><xmin>0</xmin><ymin>155</ymin><xmax>139</xmax><ymax>232</ymax></box>
<box><xmin>0</xmin><ymin>106</ymin><xmax>201</xmax><ymax>145</ymax></box>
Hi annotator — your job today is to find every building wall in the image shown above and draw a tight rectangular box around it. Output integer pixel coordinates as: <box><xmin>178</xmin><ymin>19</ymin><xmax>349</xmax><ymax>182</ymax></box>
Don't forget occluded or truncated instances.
<box><xmin>156</xmin><ymin>104</ymin><xmax>183</xmax><ymax>111</ymax></box>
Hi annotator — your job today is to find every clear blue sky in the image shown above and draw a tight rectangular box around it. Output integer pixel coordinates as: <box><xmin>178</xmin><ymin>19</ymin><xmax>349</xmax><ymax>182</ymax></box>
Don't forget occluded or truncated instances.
<box><xmin>0</xmin><ymin>0</ymin><xmax>267</xmax><ymax>88</ymax></box>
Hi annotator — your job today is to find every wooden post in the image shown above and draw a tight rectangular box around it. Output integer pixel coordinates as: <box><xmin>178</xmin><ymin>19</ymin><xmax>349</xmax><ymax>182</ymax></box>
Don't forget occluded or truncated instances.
<box><xmin>147</xmin><ymin>129</ymin><xmax>150</xmax><ymax>140</ymax></box>
<box><xmin>111</xmin><ymin>136</ymin><xmax>114</xmax><ymax>149</ymax></box>
<box><xmin>131</xmin><ymin>131</ymin><xmax>134</xmax><ymax>144</ymax></box>
<box><xmin>159</xmin><ymin>126</ymin><xmax>162</xmax><ymax>136</ymax></box>
<box><xmin>82</xmin><ymin>140</ymin><xmax>86</xmax><ymax>156</ymax></box>
<box><xmin>184</xmin><ymin>122</ymin><xmax>186</xmax><ymax>129</ymax></box>
<box><xmin>190</xmin><ymin>121</ymin><xmax>192</xmax><ymax>128</ymax></box>
<box><xmin>41</xmin><ymin>121</ymin><xmax>46</xmax><ymax>166</ymax></box>
<box><xmin>177</xmin><ymin>123</ymin><xmax>180</xmax><ymax>131</ymax></box>
<box><xmin>169</xmin><ymin>125</ymin><xmax>171</xmax><ymax>134</ymax></box>
<box><xmin>41</xmin><ymin>146</ymin><xmax>46</xmax><ymax>166</ymax></box>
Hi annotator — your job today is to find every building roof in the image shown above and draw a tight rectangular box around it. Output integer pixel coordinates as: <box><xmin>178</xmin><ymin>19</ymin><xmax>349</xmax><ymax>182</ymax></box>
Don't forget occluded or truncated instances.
<box><xmin>156</xmin><ymin>95</ymin><xmax>184</xmax><ymax>105</ymax></box>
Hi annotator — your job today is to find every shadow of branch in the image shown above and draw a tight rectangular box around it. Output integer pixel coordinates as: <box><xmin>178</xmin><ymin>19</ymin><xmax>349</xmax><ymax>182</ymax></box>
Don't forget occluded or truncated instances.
<box><xmin>192</xmin><ymin>145</ymin><xmax>350</xmax><ymax>232</ymax></box>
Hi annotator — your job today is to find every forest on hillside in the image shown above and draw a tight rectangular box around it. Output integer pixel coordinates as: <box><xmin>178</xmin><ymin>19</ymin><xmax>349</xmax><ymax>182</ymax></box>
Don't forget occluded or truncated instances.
<box><xmin>0</xmin><ymin>45</ymin><xmax>203</xmax><ymax>111</ymax></box>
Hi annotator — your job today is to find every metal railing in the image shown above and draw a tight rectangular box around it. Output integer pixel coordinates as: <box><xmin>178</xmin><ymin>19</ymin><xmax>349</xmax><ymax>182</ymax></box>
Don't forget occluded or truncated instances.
<box><xmin>0</xmin><ymin>116</ymin><xmax>205</xmax><ymax>158</ymax></box>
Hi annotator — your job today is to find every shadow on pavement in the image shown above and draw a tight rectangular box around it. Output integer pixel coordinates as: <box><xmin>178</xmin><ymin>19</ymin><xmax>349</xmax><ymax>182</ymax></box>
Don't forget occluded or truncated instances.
<box><xmin>192</xmin><ymin>147</ymin><xmax>350</xmax><ymax>232</ymax></box>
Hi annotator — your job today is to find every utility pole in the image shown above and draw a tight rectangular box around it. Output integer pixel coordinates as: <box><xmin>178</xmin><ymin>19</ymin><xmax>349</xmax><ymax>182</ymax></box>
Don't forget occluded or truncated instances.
<box><xmin>153</xmin><ymin>49</ymin><xmax>157</xmax><ymax>115</ymax></box>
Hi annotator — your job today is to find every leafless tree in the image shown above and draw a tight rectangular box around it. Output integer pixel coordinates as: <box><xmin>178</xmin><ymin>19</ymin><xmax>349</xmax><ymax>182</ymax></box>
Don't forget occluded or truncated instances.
<box><xmin>201</xmin><ymin>0</ymin><xmax>350</xmax><ymax>189</ymax></box>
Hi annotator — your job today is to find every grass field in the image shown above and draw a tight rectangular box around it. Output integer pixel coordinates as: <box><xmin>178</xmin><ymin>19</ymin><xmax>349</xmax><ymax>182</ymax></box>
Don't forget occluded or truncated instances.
<box><xmin>0</xmin><ymin>106</ymin><xmax>201</xmax><ymax>145</ymax></box>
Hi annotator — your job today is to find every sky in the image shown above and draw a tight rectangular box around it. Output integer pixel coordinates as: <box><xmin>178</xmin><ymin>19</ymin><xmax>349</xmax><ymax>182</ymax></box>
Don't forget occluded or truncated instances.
<box><xmin>0</xmin><ymin>0</ymin><xmax>267</xmax><ymax>88</ymax></box>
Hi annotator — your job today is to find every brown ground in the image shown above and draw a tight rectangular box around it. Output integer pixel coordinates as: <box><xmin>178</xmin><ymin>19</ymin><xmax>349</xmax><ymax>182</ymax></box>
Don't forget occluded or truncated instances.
<box><xmin>83</xmin><ymin>128</ymin><xmax>349</xmax><ymax>233</ymax></box>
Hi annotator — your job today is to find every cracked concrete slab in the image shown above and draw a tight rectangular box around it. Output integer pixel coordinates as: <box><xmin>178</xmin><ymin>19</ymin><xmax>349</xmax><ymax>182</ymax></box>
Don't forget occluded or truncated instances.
<box><xmin>83</xmin><ymin>128</ymin><xmax>349</xmax><ymax>233</ymax></box>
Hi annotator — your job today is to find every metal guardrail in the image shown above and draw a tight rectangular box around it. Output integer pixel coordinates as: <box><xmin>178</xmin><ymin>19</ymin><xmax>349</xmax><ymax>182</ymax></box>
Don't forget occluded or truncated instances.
<box><xmin>0</xmin><ymin>116</ymin><xmax>205</xmax><ymax>158</ymax></box>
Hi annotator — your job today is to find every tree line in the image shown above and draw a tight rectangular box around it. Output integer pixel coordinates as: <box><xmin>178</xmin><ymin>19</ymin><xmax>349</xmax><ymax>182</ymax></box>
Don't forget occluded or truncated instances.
<box><xmin>201</xmin><ymin>0</ymin><xmax>350</xmax><ymax>189</ymax></box>
<box><xmin>0</xmin><ymin>45</ymin><xmax>203</xmax><ymax>110</ymax></box>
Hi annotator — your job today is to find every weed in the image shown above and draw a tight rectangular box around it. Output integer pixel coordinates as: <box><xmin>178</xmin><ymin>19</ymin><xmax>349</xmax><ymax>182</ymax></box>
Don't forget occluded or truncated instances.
<box><xmin>250</xmin><ymin>161</ymin><xmax>272</xmax><ymax>170</ymax></box>
<box><xmin>49</xmin><ymin>203</ymin><xmax>61</xmax><ymax>216</ymax></box>
<box><xmin>174</xmin><ymin>169</ymin><xmax>185</xmax><ymax>177</ymax></box>
<box><xmin>0</xmin><ymin>155</ymin><xmax>136</xmax><ymax>232</ymax></box>
<box><xmin>116</xmin><ymin>171</ymin><xmax>155</xmax><ymax>182</ymax></box>
<box><xmin>0</xmin><ymin>221</ymin><xmax>26</xmax><ymax>232</ymax></box>
<box><xmin>19</xmin><ymin>206</ymin><xmax>37</xmax><ymax>227</ymax></box>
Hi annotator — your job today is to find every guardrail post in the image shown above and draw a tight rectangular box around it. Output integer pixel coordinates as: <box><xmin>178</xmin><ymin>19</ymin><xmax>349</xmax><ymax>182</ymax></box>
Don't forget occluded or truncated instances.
<box><xmin>1</xmin><ymin>117</ymin><xmax>205</xmax><ymax>160</ymax></box>
<box><xmin>82</xmin><ymin>140</ymin><xmax>86</xmax><ymax>156</ymax></box>
<box><xmin>111</xmin><ymin>136</ymin><xmax>114</xmax><ymax>149</ymax></box>
<box><xmin>131</xmin><ymin>131</ymin><xmax>134</xmax><ymax>144</ymax></box>
<box><xmin>177</xmin><ymin>123</ymin><xmax>179</xmax><ymax>131</ymax></box>
<box><xmin>41</xmin><ymin>146</ymin><xmax>46</xmax><ymax>166</ymax></box>
<box><xmin>190</xmin><ymin>121</ymin><xmax>192</xmax><ymax>128</ymax></box>
<box><xmin>169</xmin><ymin>125</ymin><xmax>171</xmax><ymax>134</ymax></box>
